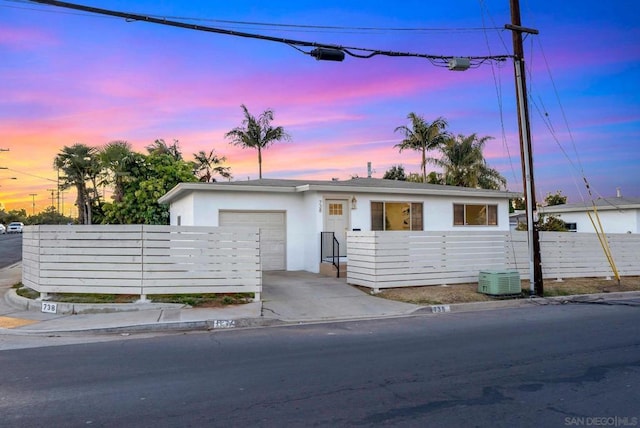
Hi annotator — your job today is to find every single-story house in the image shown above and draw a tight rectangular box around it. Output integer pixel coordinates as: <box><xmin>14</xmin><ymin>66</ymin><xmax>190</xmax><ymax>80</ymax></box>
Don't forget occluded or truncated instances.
<box><xmin>158</xmin><ymin>178</ymin><xmax>519</xmax><ymax>273</ymax></box>
<box><xmin>509</xmin><ymin>210</ymin><xmax>527</xmax><ymax>230</ymax></box>
<box><xmin>538</xmin><ymin>193</ymin><xmax>640</xmax><ymax>234</ymax></box>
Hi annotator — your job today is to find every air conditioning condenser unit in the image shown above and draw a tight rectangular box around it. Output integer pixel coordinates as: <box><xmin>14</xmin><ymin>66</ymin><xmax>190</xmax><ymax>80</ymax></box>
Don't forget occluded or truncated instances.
<box><xmin>478</xmin><ymin>270</ymin><xmax>521</xmax><ymax>296</ymax></box>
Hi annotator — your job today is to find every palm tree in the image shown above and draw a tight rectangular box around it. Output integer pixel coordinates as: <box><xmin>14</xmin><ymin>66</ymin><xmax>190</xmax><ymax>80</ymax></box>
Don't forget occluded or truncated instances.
<box><xmin>193</xmin><ymin>149</ymin><xmax>232</xmax><ymax>182</ymax></box>
<box><xmin>54</xmin><ymin>143</ymin><xmax>100</xmax><ymax>224</ymax></box>
<box><xmin>432</xmin><ymin>133</ymin><xmax>506</xmax><ymax>190</ymax></box>
<box><xmin>394</xmin><ymin>114</ymin><xmax>448</xmax><ymax>182</ymax></box>
<box><xmin>99</xmin><ymin>140</ymin><xmax>135</xmax><ymax>203</ymax></box>
<box><xmin>146</xmin><ymin>139</ymin><xmax>182</xmax><ymax>161</ymax></box>
<box><xmin>225</xmin><ymin>104</ymin><xmax>291</xmax><ymax>179</ymax></box>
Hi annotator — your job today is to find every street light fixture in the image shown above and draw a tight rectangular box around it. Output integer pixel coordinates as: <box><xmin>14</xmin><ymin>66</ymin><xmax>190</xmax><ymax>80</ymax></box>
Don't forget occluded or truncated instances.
<box><xmin>0</xmin><ymin>177</ymin><xmax>17</xmax><ymax>187</ymax></box>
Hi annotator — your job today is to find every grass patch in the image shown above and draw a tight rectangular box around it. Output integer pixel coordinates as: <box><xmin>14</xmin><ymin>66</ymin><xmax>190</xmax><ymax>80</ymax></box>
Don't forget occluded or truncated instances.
<box><xmin>15</xmin><ymin>285</ymin><xmax>39</xmax><ymax>300</ymax></box>
<box><xmin>543</xmin><ymin>288</ymin><xmax>576</xmax><ymax>297</ymax></box>
<box><xmin>13</xmin><ymin>284</ymin><xmax>254</xmax><ymax>307</ymax></box>
<box><xmin>152</xmin><ymin>293</ymin><xmax>253</xmax><ymax>307</ymax></box>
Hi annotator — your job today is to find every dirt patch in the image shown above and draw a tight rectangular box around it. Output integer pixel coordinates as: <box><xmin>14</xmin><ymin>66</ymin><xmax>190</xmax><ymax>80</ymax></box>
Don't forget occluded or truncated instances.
<box><xmin>374</xmin><ymin>276</ymin><xmax>640</xmax><ymax>305</ymax></box>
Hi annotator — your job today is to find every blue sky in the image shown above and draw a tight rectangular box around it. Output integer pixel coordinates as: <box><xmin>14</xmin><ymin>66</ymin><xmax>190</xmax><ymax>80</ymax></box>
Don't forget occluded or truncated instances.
<box><xmin>1</xmin><ymin>0</ymin><xmax>639</xmax><ymax>213</ymax></box>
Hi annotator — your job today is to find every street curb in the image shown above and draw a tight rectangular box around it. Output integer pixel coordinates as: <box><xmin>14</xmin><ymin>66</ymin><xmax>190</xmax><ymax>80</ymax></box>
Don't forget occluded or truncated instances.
<box><xmin>0</xmin><ymin>317</ymin><xmax>285</xmax><ymax>336</ymax></box>
<box><xmin>546</xmin><ymin>290</ymin><xmax>640</xmax><ymax>302</ymax></box>
<box><xmin>4</xmin><ymin>289</ymin><xmax>189</xmax><ymax>314</ymax></box>
<box><xmin>413</xmin><ymin>290</ymin><xmax>640</xmax><ymax>314</ymax></box>
<box><xmin>2</xmin><ymin>288</ymin><xmax>638</xmax><ymax>337</ymax></box>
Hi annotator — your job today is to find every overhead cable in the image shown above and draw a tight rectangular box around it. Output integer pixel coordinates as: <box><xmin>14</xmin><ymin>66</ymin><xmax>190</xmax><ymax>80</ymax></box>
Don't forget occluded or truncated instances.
<box><xmin>26</xmin><ymin>0</ymin><xmax>511</xmax><ymax>66</ymax></box>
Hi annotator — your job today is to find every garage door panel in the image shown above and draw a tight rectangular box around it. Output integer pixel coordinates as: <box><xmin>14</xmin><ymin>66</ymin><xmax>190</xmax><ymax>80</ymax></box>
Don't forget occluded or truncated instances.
<box><xmin>261</xmin><ymin>229</ymin><xmax>285</xmax><ymax>240</ymax></box>
<box><xmin>220</xmin><ymin>211</ymin><xmax>286</xmax><ymax>271</ymax></box>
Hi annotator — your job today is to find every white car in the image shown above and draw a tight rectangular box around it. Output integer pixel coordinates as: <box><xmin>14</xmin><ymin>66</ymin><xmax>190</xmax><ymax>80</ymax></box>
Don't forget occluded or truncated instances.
<box><xmin>7</xmin><ymin>222</ymin><xmax>24</xmax><ymax>233</ymax></box>
<box><xmin>0</xmin><ymin>224</ymin><xmax>5</xmax><ymax>234</ymax></box>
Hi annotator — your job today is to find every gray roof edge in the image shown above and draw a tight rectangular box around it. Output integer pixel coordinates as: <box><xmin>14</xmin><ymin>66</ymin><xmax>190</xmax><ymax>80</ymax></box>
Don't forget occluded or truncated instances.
<box><xmin>158</xmin><ymin>182</ymin><xmax>299</xmax><ymax>204</ymax></box>
<box><xmin>158</xmin><ymin>179</ymin><xmax>520</xmax><ymax>204</ymax></box>
<box><xmin>540</xmin><ymin>197</ymin><xmax>640</xmax><ymax>213</ymax></box>
<box><xmin>304</xmin><ymin>183</ymin><xmax>518</xmax><ymax>198</ymax></box>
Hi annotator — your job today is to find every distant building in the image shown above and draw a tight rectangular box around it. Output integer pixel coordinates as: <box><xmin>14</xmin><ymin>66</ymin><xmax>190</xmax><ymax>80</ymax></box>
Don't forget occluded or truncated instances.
<box><xmin>538</xmin><ymin>190</ymin><xmax>640</xmax><ymax>234</ymax></box>
<box><xmin>509</xmin><ymin>210</ymin><xmax>527</xmax><ymax>231</ymax></box>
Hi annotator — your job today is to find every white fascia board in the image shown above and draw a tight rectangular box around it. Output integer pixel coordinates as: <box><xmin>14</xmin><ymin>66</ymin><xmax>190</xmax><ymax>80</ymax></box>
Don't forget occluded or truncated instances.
<box><xmin>159</xmin><ymin>182</ymin><xmax>297</xmax><ymax>204</ymax></box>
<box><xmin>160</xmin><ymin>181</ymin><xmax>519</xmax><ymax>204</ymax></box>
<box><xmin>541</xmin><ymin>204</ymin><xmax>640</xmax><ymax>214</ymax></box>
<box><xmin>301</xmin><ymin>184</ymin><xmax>519</xmax><ymax>199</ymax></box>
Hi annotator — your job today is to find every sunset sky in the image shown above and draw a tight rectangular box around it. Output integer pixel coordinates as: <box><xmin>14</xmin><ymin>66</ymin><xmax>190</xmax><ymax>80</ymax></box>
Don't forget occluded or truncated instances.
<box><xmin>1</xmin><ymin>0</ymin><xmax>639</xmax><ymax>215</ymax></box>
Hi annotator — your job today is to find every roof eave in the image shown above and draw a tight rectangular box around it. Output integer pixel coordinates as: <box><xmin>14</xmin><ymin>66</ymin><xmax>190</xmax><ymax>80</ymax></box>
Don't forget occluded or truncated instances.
<box><xmin>159</xmin><ymin>181</ymin><xmax>520</xmax><ymax>204</ymax></box>
<box><xmin>158</xmin><ymin>182</ymin><xmax>297</xmax><ymax>204</ymax></box>
<box><xmin>303</xmin><ymin>184</ymin><xmax>519</xmax><ymax>198</ymax></box>
<box><xmin>541</xmin><ymin>203</ymin><xmax>640</xmax><ymax>214</ymax></box>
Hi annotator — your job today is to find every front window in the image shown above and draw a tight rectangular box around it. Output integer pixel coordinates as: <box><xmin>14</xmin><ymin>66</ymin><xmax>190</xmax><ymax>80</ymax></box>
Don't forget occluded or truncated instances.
<box><xmin>453</xmin><ymin>204</ymin><xmax>498</xmax><ymax>226</ymax></box>
<box><xmin>371</xmin><ymin>202</ymin><xmax>423</xmax><ymax>231</ymax></box>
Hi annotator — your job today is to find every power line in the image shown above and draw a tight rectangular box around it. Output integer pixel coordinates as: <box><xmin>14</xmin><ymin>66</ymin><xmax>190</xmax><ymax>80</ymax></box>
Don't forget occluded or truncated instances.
<box><xmin>4</xmin><ymin>0</ymin><xmax>503</xmax><ymax>34</ymax></box>
<box><xmin>6</xmin><ymin>167</ymin><xmax>57</xmax><ymax>183</ymax></box>
<box><xmin>146</xmin><ymin>17</ymin><xmax>502</xmax><ymax>34</ymax></box>
<box><xmin>25</xmin><ymin>0</ymin><xmax>511</xmax><ymax>67</ymax></box>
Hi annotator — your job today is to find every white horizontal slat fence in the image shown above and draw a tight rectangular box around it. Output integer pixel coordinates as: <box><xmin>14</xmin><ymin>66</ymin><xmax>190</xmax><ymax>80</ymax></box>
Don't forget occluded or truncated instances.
<box><xmin>347</xmin><ymin>230</ymin><xmax>640</xmax><ymax>291</ymax></box>
<box><xmin>22</xmin><ymin>225</ymin><xmax>261</xmax><ymax>300</ymax></box>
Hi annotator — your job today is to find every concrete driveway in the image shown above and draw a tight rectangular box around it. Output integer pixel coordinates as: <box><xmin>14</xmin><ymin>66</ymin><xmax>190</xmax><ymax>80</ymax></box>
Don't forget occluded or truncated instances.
<box><xmin>261</xmin><ymin>271</ymin><xmax>422</xmax><ymax>322</ymax></box>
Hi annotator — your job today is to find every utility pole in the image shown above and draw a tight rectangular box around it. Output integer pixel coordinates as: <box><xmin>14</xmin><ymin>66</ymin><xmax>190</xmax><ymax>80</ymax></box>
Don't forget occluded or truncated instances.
<box><xmin>507</xmin><ymin>0</ymin><xmax>544</xmax><ymax>296</ymax></box>
<box><xmin>57</xmin><ymin>168</ymin><xmax>61</xmax><ymax>213</ymax></box>
<box><xmin>30</xmin><ymin>193</ymin><xmax>37</xmax><ymax>216</ymax></box>
<box><xmin>47</xmin><ymin>188</ymin><xmax>56</xmax><ymax>209</ymax></box>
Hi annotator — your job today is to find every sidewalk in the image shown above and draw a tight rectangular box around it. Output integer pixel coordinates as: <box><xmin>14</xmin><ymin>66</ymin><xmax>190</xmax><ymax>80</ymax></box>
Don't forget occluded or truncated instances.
<box><xmin>0</xmin><ymin>263</ymin><xmax>424</xmax><ymax>335</ymax></box>
<box><xmin>2</xmin><ymin>263</ymin><xmax>639</xmax><ymax>336</ymax></box>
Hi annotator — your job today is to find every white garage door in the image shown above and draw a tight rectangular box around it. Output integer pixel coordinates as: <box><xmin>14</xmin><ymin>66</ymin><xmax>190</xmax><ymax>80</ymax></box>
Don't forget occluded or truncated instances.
<box><xmin>219</xmin><ymin>211</ymin><xmax>286</xmax><ymax>271</ymax></box>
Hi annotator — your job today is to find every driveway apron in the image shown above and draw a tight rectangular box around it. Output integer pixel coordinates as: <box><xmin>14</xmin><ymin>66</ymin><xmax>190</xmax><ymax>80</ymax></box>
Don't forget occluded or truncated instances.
<box><xmin>261</xmin><ymin>271</ymin><xmax>421</xmax><ymax>322</ymax></box>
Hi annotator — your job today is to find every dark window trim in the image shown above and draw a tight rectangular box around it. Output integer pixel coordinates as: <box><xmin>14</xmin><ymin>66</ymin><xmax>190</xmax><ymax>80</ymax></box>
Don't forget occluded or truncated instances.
<box><xmin>453</xmin><ymin>203</ymin><xmax>499</xmax><ymax>226</ymax></box>
<box><xmin>371</xmin><ymin>201</ymin><xmax>424</xmax><ymax>231</ymax></box>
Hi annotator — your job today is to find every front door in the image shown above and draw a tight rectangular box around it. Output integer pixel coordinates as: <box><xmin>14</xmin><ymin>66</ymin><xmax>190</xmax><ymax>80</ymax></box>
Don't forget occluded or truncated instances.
<box><xmin>324</xmin><ymin>199</ymin><xmax>349</xmax><ymax>257</ymax></box>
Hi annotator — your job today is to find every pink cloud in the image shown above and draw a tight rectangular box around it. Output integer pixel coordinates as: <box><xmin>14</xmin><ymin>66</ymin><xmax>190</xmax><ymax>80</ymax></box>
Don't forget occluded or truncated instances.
<box><xmin>0</xmin><ymin>26</ymin><xmax>56</xmax><ymax>49</ymax></box>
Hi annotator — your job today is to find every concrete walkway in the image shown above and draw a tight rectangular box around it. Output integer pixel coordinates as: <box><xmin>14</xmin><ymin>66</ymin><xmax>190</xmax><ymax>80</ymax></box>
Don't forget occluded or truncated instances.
<box><xmin>262</xmin><ymin>271</ymin><xmax>420</xmax><ymax>321</ymax></box>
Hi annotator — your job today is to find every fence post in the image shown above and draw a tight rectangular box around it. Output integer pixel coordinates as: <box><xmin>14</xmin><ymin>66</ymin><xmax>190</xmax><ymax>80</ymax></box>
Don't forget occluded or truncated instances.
<box><xmin>139</xmin><ymin>224</ymin><xmax>148</xmax><ymax>302</ymax></box>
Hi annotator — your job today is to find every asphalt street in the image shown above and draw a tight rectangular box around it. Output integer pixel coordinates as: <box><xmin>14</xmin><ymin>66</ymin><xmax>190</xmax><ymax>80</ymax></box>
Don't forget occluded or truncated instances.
<box><xmin>1</xmin><ymin>302</ymin><xmax>639</xmax><ymax>427</ymax></box>
<box><xmin>0</xmin><ymin>233</ymin><xmax>22</xmax><ymax>268</ymax></box>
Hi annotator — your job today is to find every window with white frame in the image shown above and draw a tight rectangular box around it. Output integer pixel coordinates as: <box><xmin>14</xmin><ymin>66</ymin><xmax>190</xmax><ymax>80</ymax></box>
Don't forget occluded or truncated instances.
<box><xmin>453</xmin><ymin>203</ymin><xmax>498</xmax><ymax>226</ymax></box>
<box><xmin>371</xmin><ymin>202</ymin><xmax>423</xmax><ymax>231</ymax></box>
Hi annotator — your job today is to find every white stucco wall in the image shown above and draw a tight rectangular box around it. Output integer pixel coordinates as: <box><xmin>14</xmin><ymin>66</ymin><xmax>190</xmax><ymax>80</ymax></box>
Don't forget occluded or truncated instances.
<box><xmin>168</xmin><ymin>192</ymin><xmax>195</xmax><ymax>226</ymax></box>
<box><xmin>170</xmin><ymin>190</ymin><xmax>316</xmax><ymax>271</ymax></box>
<box><xmin>167</xmin><ymin>187</ymin><xmax>512</xmax><ymax>273</ymax></box>
<box><xmin>552</xmin><ymin>209</ymin><xmax>638</xmax><ymax>234</ymax></box>
<box><xmin>348</xmin><ymin>192</ymin><xmax>512</xmax><ymax>232</ymax></box>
